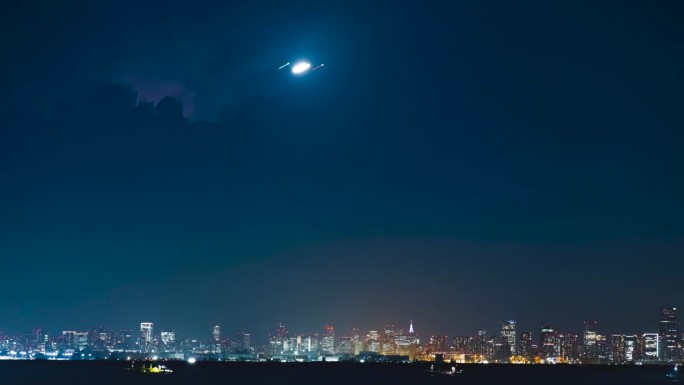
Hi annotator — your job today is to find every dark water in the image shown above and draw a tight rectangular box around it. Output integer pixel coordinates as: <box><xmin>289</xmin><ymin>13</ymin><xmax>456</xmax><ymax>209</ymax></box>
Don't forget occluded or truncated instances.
<box><xmin>0</xmin><ymin>361</ymin><xmax>679</xmax><ymax>385</ymax></box>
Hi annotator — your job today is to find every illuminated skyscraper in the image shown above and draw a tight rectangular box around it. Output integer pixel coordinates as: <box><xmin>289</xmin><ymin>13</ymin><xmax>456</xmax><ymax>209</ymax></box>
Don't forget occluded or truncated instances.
<box><xmin>140</xmin><ymin>323</ymin><xmax>153</xmax><ymax>342</ymax></box>
<box><xmin>321</xmin><ymin>324</ymin><xmax>335</xmax><ymax>355</ymax></box>
<box><xmin>395</xmin><ymin>322</ymin><xmax>418</xmax><ymax>360</ymax></box>
<box><xmin>284</xmin><ymin>336</ymin><xmax>296</xmax><ymax>353</ymax></box>
<box><xmin>559</xmin><ymin>334</ymin><xmax>580</xmax><ymax>363</ymax></box>
<box><xmin>33</xmin><ymin>329</ymin><xmax>48</xmax><ymax>352</ymax></box>
<box><xmin>658</xmin><ymin>307</ymin><xmax>679</xmax><ymax>362</ymax></box>
<box><xmin>395</xmin><ymin>332</ymin><xmax>412</xmax><ymax>351</ymax></box>
<box><xmin>451</xmin><ymin>336</ymin><xmax>469</xmax><ymax>355</ymax></box>
<box><xmin>610</xmin><ymin>334</ymin><xmax>627</xmax><ymax>364</ymax></box>
<box><xmin>407</xmin><ymin>321</ymin><xmax>419</xmax><ymax>346</ymax></box>
<box><xmin>484</xmin><ymin>335</ymin><xmax>496</xmax><ymax>361</ymax></box>
<box><xmin>582</xmin><ymin>321</ymin><xmax>598</xmax><ymax>360</ymax></box>
<box><xmin>113</xmin><ymin>330</ymin><xmax>133</xmax><ymax>351</ymax></box>
<box><xmin>351</xmin><ymin>328</ymin><xmax>363</xmax><ymax>355</ymax></box>
<box><xmin>211</xmin><ymin>324</ymin><xmax>222</xmax><ymax>353</ymax></box>
<box><xmin>97</xmin><ymin>327</ymin><xmax>110</xmax><ymax>345</ymax></box>
<box><xmin>73</xmin><ymin>332</ymin><xmax>88</xmax><ymax>351</ymax></box>
<box><xmin>624</xmin><ymin>334</ymin><xmax>636</xmax><ymax>362</ymax></box>
<box><xmin>300</xmin><ymin>334</ymin><xmax>320</xmax><ymax>356</ymax></box>
<box><xmin>596</xmin><ymin>334</ymin><xmax>608</xmax><ymax>361</ymax></box>
<box><xmin>212</xmin><ymin>324</ymin><xmax>221</xmax><ymax>342</ymax></box>
<box><xmin>367</xmin><ymin>330</ymin><xmax>380</xmax><ymax>353</ymax></box>
<box><xmin>337</xmin><ymin>336</ymin><xmax>354</xmax><ymax>355</ymax></box>
<box><xmin>641</xmin><ymin>333</ymin><xmax>659</xmax><ymax>362</ymax></box>
<box><xmin>520</xmin><ymin>331</ymin><xmax>533</xmax><ymax>360</ymax></box>
<box><xmin>269</xmin><ymin>323</ymin><xmax>288</xmax><ymax>356</ymax></box>
<box><xmin>140</xmin><ymin>322</ymin><xmax>153</xmax><ymax>352</ymax></box>
<box><xmin>540</xmin><ymin>326</ymin><xmax>558</xmax><ymax>361</ymax></box>
<box><xmin>160</xmin><ymin>330</ymin><xmax>176</xmax><ymax>347</ymax></box>
<box><xmin>500</xmin><ymin>320</ymin><xmax>516</xmax><ymax>356</ymax></box>
<box><xmin>384</xmin><ymin>324</ymin><xmax>397</xmax><ymax>339</ymax></box>
<box><xmin>382</xmin><ymin>324</ymin><xmax>398</xmax><ymax>355</ymax></box>
<box><xmin>237</xmin><ymin>332</ymin><xmax>252</xmax><ymax>353</ymax></box>
<box><xmin>428</xmin><ymin>335</ymin><xmax>448</xmax><ymax>353</ymax></box>
<box><xmin>61</xmin><ymin>331</ymin><xmax>76</xmax><ymax>350</ymax></box>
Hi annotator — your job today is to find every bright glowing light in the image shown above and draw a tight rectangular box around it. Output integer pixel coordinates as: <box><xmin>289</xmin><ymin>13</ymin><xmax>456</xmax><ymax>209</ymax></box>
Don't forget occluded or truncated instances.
<box><xmin>291</xmin><ymin>62</ymin><xmax>311</xmax><ymax>74</ymax></box>
<box><xmin>187</xmin><ymin>357</ymin><xmax>197</xmax><ymax>364</ymax></box>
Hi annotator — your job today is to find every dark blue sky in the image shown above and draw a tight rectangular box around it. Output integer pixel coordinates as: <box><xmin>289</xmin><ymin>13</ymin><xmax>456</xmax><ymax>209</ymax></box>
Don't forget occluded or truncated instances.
<box><xmin>1</xmin><ymin>1</ymin><xmax>683</xmax><ymax>340</ymax></box>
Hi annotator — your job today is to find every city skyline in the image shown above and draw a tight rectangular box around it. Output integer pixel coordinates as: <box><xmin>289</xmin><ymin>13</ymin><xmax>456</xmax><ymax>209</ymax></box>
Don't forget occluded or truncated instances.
<box><xmin>1</xmin><ymin>306</ymin><xmax>679</xmax><ymax>348</ymax></box>
<box><xmin>0</xmin><ymin>307</ymin><xmax>680</xmax><ymax>364</ymax></box>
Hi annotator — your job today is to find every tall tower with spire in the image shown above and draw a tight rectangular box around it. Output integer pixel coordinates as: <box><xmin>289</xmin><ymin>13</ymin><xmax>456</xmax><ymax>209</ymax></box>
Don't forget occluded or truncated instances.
<box><xmin>406</xmin><ymin>320</ymin><xmax>418</xmax><ymax>360</ymax></box>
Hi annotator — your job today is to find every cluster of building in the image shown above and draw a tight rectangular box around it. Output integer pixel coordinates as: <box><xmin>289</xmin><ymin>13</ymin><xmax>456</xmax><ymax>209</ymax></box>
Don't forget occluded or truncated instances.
<box><xmin>0</xmin><ymin>307</ymin><xmax>681</xmax><ymax>365</ymax></box>
<box><xmin>266</xmin><ymin>322</ymin><xmax>418</xmax><ymax>362</ymax></box>
<box><xmin>0</xmin><ymin>323</ymin><xmax>253</xmax><ymax>361</ymax></box>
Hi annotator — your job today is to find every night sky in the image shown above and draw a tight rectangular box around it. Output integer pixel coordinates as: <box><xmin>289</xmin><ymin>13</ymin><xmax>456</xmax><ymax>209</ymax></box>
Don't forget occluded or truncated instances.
<box><xmin>1</xmin><ymin>1</ymin><xmax>683</xmax><ymax>340</ymax></box>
